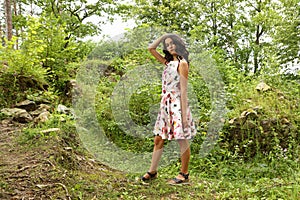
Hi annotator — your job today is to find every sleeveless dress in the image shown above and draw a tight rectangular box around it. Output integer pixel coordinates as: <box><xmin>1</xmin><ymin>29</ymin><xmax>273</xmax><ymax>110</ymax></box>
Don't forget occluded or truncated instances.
<box><xmin>153</xmin><ymin>60</ymin><xmax>197</xmax><ymax>140</ymax></box>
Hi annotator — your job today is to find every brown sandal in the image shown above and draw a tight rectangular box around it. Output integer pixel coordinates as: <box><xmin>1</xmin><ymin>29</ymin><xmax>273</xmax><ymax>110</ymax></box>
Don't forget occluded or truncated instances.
<box><xmin>141</xmin><ymin>171</ymin><xmax>157</xmax><ymax>181</ymax></box>
<box><xmin>168</xmin><ymin>172</ymin><xmax>190</xmax><ymax>185</ymax></box>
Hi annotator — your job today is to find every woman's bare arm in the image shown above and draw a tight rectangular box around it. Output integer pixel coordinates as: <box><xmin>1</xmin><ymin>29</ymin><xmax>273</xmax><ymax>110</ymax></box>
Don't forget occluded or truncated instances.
<box><xmin>178</xmin><ymin>60</ymin><xmax>189</xmax><ymax>130</ymax></box>
<box><xmin>148</xmin><ymin>35</ymin><xmax>168</xmax><ymax>64</ymax></box>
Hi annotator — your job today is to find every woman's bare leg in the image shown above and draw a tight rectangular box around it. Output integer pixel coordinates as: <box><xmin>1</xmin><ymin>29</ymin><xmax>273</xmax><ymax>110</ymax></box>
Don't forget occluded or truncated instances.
<box><xmin>142</xmin><ymin>135</ymin><xmax>164</xmax><ymax>178</ymax></box>
<box><xmin>167</xmin><ymin>139</ymin><xmax>190</xmax><ymax>184</ymax></box>
<box><xmin>178</xmin><ymin>139</ymin><xmax>190</xmax><ymax>175</ymax></box>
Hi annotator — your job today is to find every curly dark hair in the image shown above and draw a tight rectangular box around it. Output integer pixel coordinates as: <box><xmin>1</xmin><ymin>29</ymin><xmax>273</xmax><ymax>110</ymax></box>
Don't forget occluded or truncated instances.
<box><xmin>162</xmin><ymin>34</ymin><xmax>189</xmax><ymax>63</ymax></box>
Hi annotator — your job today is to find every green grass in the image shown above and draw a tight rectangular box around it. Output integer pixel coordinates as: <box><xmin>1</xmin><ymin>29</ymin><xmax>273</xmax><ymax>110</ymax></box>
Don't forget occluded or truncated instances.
<box><xmin>120</xmin><ymin>157</ymin><xmax>300</xmax><ymax>200</ymax></box>
<box><xmin>14</xmin><ymin>113</ymin><xmax>299</xmax><ymax>199</ymax></box>
<box><xmin>8</xmin><ymin>65</ymin><xmax>299</xmax><ymax>199</ymax></box>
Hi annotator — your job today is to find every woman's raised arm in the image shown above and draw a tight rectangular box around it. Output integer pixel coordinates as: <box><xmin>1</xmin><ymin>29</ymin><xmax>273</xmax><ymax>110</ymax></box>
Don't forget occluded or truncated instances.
<box><xmin>148</xmin><ymin>35</ymin><xmax>168</xmax><ymax>64</ymax></box>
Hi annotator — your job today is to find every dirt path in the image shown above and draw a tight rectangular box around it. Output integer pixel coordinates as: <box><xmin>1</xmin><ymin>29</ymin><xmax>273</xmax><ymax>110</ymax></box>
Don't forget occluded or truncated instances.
<box><xmin>0</xmin><ymin>120</ymin><xmax>59</xmax><ymax>199</ymax></box>
<box><xmin>0</xmin><ymin>120</ymin><xmax>121</xmax><ymax>200</ymax></box>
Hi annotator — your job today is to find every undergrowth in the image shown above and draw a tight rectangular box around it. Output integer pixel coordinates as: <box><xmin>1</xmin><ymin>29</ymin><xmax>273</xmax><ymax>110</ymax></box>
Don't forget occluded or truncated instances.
<box><xmin>17</xmin><ymin>114</ymin><xmax>300</xmax><ymax>199</ymax></box>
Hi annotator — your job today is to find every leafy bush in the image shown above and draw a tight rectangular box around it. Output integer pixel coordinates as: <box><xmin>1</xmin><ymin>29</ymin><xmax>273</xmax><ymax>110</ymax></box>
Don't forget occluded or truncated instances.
<box><xmin>93</xmin><ymin>49</ymin><xmax>299</xmax><ymax>161</ymax></box>
<box><xmin>87</xmin><ymin>28</ymin><xmax>300</xmax><ymax>162</ymax></box>
<box><xmin>0</xmin><ymin>14</ymin><xmax>94</xmax><ymax>107</ymax></box>
<box><xmin>21</xmin><ymin>15</ymin><xmax>94</xmax><ymax>94</ymax></box>
<box><xmin>221</xmin><ymin>76</ymin><xmax>299</xmax><ymax>159</ymax></box>
<box><xmin>0</xmin><ymin>37</ymin><xmax>48</xmax><ymax>107</ymax></box>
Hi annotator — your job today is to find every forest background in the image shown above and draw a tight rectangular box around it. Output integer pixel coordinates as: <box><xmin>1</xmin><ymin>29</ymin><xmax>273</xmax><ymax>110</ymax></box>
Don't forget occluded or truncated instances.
<box><xmin>0</xmin><ymin>0</ymin><xmax>299</xmax><ymax>199</ymax></box>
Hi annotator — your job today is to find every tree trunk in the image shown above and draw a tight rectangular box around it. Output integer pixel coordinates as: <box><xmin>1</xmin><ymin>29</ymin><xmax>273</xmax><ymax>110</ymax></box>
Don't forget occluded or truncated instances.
<box><xmin>0</xmin><ymin>24</ymin><xmax>3</xmax><ymax>46</ymax></box>
<box><xmin>253</xmin><ymin>25</ymin><xmax>260</xmax><ymax>74</ymax></box>
<box><xmin>253</xmin><ymin>0</ymin><xmax>263</xmax><ymax>74</ymax></box>
<box><xmin>13</xmin><ymin>0</ymin><xmax>18</xmax><ymax>49</ymax></box>
<box><xmin>5</xmin><ymin>0</ymin><xmax>13</xmax><ymax>41</ymax></box>
<box><xmin>211</xmin><ymin>1</ymin><xmax>218</xmax><ymax>47</ymax></box>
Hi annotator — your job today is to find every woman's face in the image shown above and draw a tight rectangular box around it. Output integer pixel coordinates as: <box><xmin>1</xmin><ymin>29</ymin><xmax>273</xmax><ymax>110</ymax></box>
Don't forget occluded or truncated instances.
<box><xmin>165</xmin><ymin>38</ymin><xmax>177</xmax><ymax>56</ymax></box>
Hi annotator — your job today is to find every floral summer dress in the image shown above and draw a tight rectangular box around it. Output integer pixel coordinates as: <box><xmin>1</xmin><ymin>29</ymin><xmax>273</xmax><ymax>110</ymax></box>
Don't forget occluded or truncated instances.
<box><xmin>153</xmin><ymin>60</ymin><xmax>197</xmax><ymax>140</ymax></box>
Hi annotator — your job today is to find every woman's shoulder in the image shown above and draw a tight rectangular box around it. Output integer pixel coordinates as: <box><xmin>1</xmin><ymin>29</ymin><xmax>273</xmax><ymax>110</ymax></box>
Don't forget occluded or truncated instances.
<box><xmin>178</xmin><ymin>59</ymin><xmax>188</xmax><ymax>67</ymax></box>
<box><xmin>179</xmin><ymin>58</ymin><xmax>188</xmax><ymax>64</ymax></box>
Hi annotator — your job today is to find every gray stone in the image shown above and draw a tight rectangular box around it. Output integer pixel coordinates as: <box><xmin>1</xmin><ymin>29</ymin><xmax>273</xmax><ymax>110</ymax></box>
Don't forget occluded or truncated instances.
<box><xmin>40</xmin><ymin>128</ymin><xmax>60</xmax><ymax>134</ymax></box>
<box><xmin>57</xmin><ymin>104</ymin><xmax>71</xmax><ymax>114</ymax></box>
<box><xmin>15</xmin><ymin>100</ymin><xmax>37</xmax><ymax>112</ymax></box>
<box><xmin>0</xmin><ymin>108</ymin><xmax>33</xmax><ymax>123</ymax></box>
<box><xmin>1</xmin><ymin>108</ymin><xmax>24</xmax><ymax>117</ymax></box>
<box><xmin>256</xmin><ymin>82</ymin><xmax>271</xmax><ymax>92</ymax></box>
<box><xmin>27</xmin><ymin>96</ymin><xmax>51</xmax><ymax>104</ymax></box>
<box><xmin>34</xmin><ymin>111</ymin><xmax>51</xmax><ymax>123</ymax></box>
<box><xmin>15</xmin><ymin>110</ymin><xmax>33</xmax><ymax>123</ymax></box>
<box><xmin>30</xmin><ymin>104</ymin><xmax>51</xmax><ymax>117</ymax></box>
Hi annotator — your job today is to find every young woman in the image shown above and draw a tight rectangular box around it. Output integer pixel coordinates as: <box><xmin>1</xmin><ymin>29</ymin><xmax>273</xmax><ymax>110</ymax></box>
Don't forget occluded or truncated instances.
<box><xmin>141</xmin><ymin>33</ymin><xmax>197</xmax><ymax>185</ymax></box>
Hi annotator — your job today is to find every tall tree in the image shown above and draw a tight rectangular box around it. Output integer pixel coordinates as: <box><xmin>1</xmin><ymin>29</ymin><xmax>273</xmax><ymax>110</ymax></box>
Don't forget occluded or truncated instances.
<box><xmin>117</xmin><ymin>0</ymin><xmax>195</xmax><ymax>35</ymax></box>
<box><xmin>12</xmin><ymin>0</ymin><xmax>18</xmax><ymax>48</ymax></box>
<box><xmin>4</xmin><ymin>0</ymin><xmax>13</xmax><ymax>41</ymax></box>
<box><xmin>273</xmin><ymin>0</ymin><xmax>300</xmax><ymax>69</ymax></box>
<box><xmin>0</xmin><ymin>24</ymin><xmax>2</xmax><ymax>45</ymax></box>
<box><xmin>250</xmin><ymin>0</ymin><xmax>264</xmax><ymax>74</ymax></box>
<box><xmin>117</xmin><ymin>0</ymin><xmax>299</xmax><ymax>74</ymax></box>
<box><xmin>30</xmin><ymin>0</ymin><xmax>114</xmax><ymax>42</ymax></box>
<box><xmin>1</xmin><ymin>0</ymin><xmax>115</xmax><ymax>47</ymax></box>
